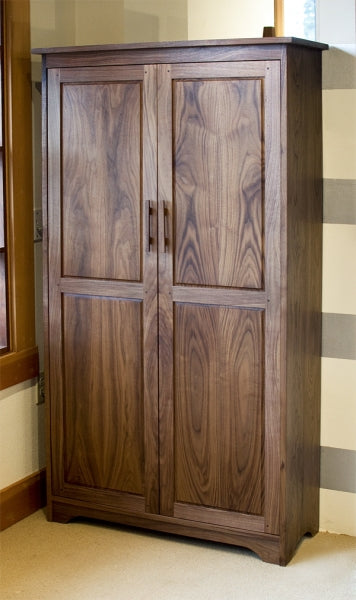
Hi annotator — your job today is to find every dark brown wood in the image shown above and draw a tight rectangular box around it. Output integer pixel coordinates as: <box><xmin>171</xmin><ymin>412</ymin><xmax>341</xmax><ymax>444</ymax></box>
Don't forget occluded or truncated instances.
<box><xmin>263</xmin><ymin>26</ymin><xmax>276</xmax><ymax>37</ymax></box>
<box><xmin>262</xmin><ymin>60</ymin><xmax>282</xmax><ymax>536</ymax></box>
<box><xmin>158</xmin><ymin>60</ymin><xmax>283</xmax><ymax>537</ymax></box>
<box><xmin>32</xmin><ymin>36</ymin><xmax>327</xmax><ymax>55</ymax></box>
<box><xmin>39</xmin><ymin>39</ymin><xmax>325</xmax><ymax>565</ymax></box>
<box><xmin>63</xmin><ymin>295</ymin><xmax>144</xmax><ymax>493</ymax></box>
<box><xmin>62</xmin><ymin>80</ymin><xmax>141</xmax><ymax>281</ymax></box>
<box><xmin>0</xmin><ymin>469</ymin><xmax>46</xmax><ymax>531</ymax></box>
<box><xmin>0</xmin><ymin>0</ymin><xmax>38</xmax><ymax>386</ymax></box>
<box><xmin>173</xmin><ymin>72</ymin><xmax>263</xmax><ymax>289</ymax></box>
<box><xmin>282</xmin><ymin>45</ymin><xmax>323</xmax><ymax>563</ymax></box>
<box><xmin>50</xmin><ymin>497</ymin><xmax>283</xmax><ymax>564</ymax></box>
<box><xmin>174</xmin><ymin>304</ymin><xmax>264</xmax><ymax>515</ymax></box>
<box><xmin>157</xmin><ymin>63</ymin><xmax>175</xmax><ymax>517</ymax></box>
<box><xmin>0</xmin><ymin>348</ymin><xmax>39</xmax><ymax>390</ymax></box>
<box><xmin>46</xmin><ymin>64</ymin><xmax>159</xmax><ymax>516</ymax></box>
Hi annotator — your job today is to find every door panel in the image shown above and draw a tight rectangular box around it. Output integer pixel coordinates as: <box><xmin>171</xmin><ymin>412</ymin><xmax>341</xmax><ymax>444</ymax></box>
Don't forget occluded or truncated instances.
<box><xmin>62</xmin><ymin>81</ymin><xmax>141</xmax><ymax>281</ymax></box>
<box><xmin>174</xmin><ymin>303</ymin><xmax>264</xmax><ymax>515</ymax></box>
<box><xmin>63</xmin><ymin>295</ymin><xmax>144</xmax><ymax>494</ymax></box>
<box><xmin>173</xmin><ymin>78</ymin><xmax>263</xmax><ymax>289</ymax></box>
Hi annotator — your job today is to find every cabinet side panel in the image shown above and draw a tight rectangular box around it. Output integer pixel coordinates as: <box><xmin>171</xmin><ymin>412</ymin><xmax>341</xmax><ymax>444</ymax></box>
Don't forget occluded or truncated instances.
<box><xmin>174</xmin><ymin>303</ymin><xmax>264</xmax><ymax>516</ymax></box>
<box><xmin>62</xmin><ymin>81</ymin><xmax>142</xmax><ymax>281</ymax></box>
<box><xmin>62</xmin><ymin>295</ymin><xmax>144</xmax><ymax>495</ymax></box>
<box><xmin>283</xmin><ymin>47</ymin><xmax>323</xmax><ymax>560</ymax></box>
<box><xmin>173</xmin><ymin>78</ymin><xmax>263</xmax><ymax>289</ymax></box>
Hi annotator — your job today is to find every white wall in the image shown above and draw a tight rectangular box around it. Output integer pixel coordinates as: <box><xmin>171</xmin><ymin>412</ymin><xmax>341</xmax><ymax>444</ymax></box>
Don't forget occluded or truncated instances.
<box><xmin>0</xmin><ymin>380</ymin><xmax>45</xmax><ymax>489</ymax></box>
<box><xmin>188</xmin><ymin>0</ymin><xmax>274</xmax><ymax>39</ymax></box>
<box><xmin>124</xmin><ymin>0</ymin><xmax>187</xmax><ymax>43</ymax></box>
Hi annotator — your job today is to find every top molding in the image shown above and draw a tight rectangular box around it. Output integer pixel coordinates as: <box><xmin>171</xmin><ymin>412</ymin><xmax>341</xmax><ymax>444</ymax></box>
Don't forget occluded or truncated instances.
<box><xmin>32</xmin><ymin>36</ymin><xmax>328</xmax><ymax>55</ymax></box>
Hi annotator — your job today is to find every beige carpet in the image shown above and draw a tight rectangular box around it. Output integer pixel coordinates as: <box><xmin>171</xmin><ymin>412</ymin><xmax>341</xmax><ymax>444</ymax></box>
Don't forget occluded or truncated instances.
<box><xmin>1</xmin><ymin>510</ymin><xmax>355</xmax><ymax>599</ymax></box>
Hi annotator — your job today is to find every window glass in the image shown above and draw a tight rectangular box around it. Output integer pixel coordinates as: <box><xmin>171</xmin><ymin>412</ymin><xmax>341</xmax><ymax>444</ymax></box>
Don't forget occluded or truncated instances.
<box><xmin>284</xmin><ymin>0</ymin><xmax>316</xmax><ymax>40</ymax></box>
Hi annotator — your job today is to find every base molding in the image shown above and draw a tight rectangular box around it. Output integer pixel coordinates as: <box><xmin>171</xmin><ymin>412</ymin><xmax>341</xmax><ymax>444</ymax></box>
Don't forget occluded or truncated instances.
<box><xmin>49</xmin><ymin>497</ymin><xmax>286</xmax><ymax>565</ymax></box>
<box><xmin>0</xmin><ymin>469</ymin><xmax>46</xmax><ymax>531</ymax></box>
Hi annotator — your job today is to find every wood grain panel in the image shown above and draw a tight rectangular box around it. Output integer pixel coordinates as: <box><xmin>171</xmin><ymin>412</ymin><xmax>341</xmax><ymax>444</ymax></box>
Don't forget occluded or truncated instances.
<box><xmin>173</xmin><ymin>78</ymin><xmax>263</xmax><ymax>289</ymax></box>
<box><xmin>0</xmin><ymin>469</ymin><xmax>46</xmax><ymax>531</ymax></box>
<box><xmin>63</xmin><ymin>295</ymin><xmax>144</xmax><ymax>494</ymax></box>
<box><xmin>172</xmin><ymin>286</ymin><xmax>266</xmax><ymax>308</ymax></box>
<box><xmin>282</xmin><ymin>46</ymin><xmax>323</xmax><ymax>560</ymax></box>
<box><xmin>174</xmin><ymin>304</ymin><xmax>264</xmax><ymax>515</ymax></box>
<box><xmin>62</xmin><ymin>81</ymin><xmax>141</xmax><ymax>281</ymax></box>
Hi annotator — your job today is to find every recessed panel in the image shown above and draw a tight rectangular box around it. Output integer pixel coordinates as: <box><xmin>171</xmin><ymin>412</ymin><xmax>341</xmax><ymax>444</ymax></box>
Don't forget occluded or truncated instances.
<box><xmin>62</xmin><ymin>82</ymin><xmax>142</xmax><ymax>281</ymax></box>
<box><xmin>63</xmin><ymin>294</ymin><xmax>144</xmax><ymax>494</ymax></box>
<box><xmin>173</xmin><ymin>78</ymin><xmax>264</xmax><ymax>289</ymax></box>
<box><xmin>174</xmin><ymin>303</ymin><xmax>264</xmax><ymax>515</ymax></box>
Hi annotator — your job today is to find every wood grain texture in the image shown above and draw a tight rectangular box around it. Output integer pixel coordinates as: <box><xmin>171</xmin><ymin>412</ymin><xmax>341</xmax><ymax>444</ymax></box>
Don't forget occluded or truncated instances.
<box><xmin>261</xmin><ymin>61</ymin><xmax>282</xmax><ymax>536</ymax></box>
<box><xmin>142</xmin><ymin>64</ymin><xmax>160</xmax><ymax>514</ymax></box>
<box><xmin>50</xmin><ymin>497</ymin><xmax>282</xmax><ymax>564</ymax></box>
<box><xmin>0</xmin><ymin>469</ymin><xmax>46</xmax><ymax>531</ymax></box>
<box><xmin>62</xmin><ymin>80</ymin><xmax>141</xmax><ymax>281</ymax></box>
<box><xmin>173</xmin><ymin>78</ymin><xmax>263</xmax><ymax>289</ymax></box>
<box><xmin>174</xmin><ymin>304</ymin><xmax>264</xmax><ymax>515</ymax></box>
<box><xmin>172</xmin><ymin>286</ymin><xmax>266</xmax><ymax>308</ymax></box>
<box><xmin>47</xmin><ymin>65</ymin><xmax>159</xmax><ymax>514</ymax></box>
<box><xmin>174</xmin><ymin>503</ymin><xmax>264</xmax><ymax>532</ymax></box>
<box><xmin>34</xmin><ymin>37</ymin><xmax>327</xmax><ymax>56</ymax></box>
<box><xmin>47</xmin><ymin>68</ymin><xmax>65</xmax><ymax>499</ymax></box>
<box><xmin>282</xmin><ymin>46</ymin><xmax>323</xmax><ymax>562</ymax></box>
<box><xmin>63</xmin><ymin>295</ymin><xmax>144</xmax><ymax>494</ymax></box>
<box><xmin>0</xmin><ymin>0</ymin><xmax>38</xmax><ymax>383</ymax></box>
<box><xmin>41</xmin><ymin>41</ymin><xmax>324</xmax><ymax>565</ymax></box>
<box><xmin>157</xmin><ymin>64</ymin><xmax>175</xmax><ymax>516</ymax></box>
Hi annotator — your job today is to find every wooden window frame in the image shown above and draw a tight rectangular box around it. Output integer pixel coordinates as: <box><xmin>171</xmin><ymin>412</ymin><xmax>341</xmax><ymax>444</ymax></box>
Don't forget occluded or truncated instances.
<box><xmin>0</xmin><ymin>0</ymin><xmax>38</xmax><ymax>390</ymax></box>
<box><xmin>274</xmin><ymin>0</ymin><xmax>284</xmax><ymax>36</ymax></box>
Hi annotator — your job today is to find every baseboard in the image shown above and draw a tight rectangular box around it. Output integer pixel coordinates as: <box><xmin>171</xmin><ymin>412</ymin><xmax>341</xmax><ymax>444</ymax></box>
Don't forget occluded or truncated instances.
<box><xmin>0</xmin><ymin>468</ymin><xmax>46</xmax><ymax>531</ymax></box>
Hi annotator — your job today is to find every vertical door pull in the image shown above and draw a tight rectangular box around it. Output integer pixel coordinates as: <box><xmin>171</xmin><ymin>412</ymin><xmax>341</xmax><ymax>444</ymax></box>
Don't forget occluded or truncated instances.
<box><xmin>162</xmin><ymin>201</ymin><xmax>169</xmax><ymax>253</ymax></box>
<box><xmin>146</xmin><ymin>200</ymin><xmax>153</xmax><ymax>253</ymax></box>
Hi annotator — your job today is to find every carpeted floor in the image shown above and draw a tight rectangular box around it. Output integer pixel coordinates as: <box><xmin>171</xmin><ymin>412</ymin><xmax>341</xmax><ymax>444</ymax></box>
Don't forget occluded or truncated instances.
<box><xmin>1</xmin><ymin>510</ymin><xmax>355</xmax><ymax>599</ymax></box>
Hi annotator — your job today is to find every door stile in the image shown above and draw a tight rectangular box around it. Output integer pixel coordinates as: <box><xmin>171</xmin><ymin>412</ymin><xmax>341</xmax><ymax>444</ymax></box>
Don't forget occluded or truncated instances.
<box><xmin>157</xmin><ymin>64</ymin><xmax>175</xmax><ymax>516</ymax></box>
<box><xmin>263</xmin><ymin>61</ymin><xmax>282</xmax><ymax>535</ymax></box>
<box><xmin>47</xmin><ymin>68</ymin><xmax>65</xmax><ymax>494</ymax></box>
<box><xmin>142</xmin><ymin>65</ymin><xmax>160</xmax><ymax>514</ymax></box>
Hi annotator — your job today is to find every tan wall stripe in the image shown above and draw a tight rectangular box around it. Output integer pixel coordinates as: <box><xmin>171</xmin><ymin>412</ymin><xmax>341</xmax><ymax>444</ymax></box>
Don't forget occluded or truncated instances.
<box><xmin>322</xmin><ymin>44</ymin><xmax>356</xmax><ymax>89</ymax></box>
<box><xmin>320</xmin><ymin>447</ymin><xmax>356</xmax><ymax>493</ymax></box>
<box><xmin>323</xmin><ymin>179</ymin><xmax>356</xmax><ymax>224</ymax></box>
<box><xmin>322</xmin><ymin>313</ymin><xmax>356</xmax><ymax>359</ymax></box>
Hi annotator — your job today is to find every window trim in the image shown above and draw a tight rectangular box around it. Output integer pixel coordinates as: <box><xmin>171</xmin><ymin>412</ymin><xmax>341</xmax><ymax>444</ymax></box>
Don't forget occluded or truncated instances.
<box><xmin>275</xmin><ymin>0</ymin><xmax>284</xmax><ymax>36</ymax></box>
<box><xmin>0</xmin><ymin>0</ymin><xmax>38</xmax><ymax>390</ymax></box>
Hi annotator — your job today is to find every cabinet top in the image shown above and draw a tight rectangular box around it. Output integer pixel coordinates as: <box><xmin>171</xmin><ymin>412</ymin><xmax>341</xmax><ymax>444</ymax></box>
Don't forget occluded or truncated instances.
<box><xmin>32</xmin><ymin>36</ymin><xmax>328</xmax><ymax>56</ymax></box>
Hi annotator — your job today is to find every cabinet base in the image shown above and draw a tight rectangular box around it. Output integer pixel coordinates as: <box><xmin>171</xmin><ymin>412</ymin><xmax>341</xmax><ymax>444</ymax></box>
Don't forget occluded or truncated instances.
<box><xmin>47</xmin><ymin>498</ymin><xmax>314</xmax><ymax>566</ymax></box>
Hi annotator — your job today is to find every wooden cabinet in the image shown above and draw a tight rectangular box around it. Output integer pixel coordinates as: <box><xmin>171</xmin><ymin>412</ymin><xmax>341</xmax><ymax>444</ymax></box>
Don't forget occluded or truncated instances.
<box><xmin>35</xmin><ymin>38</ymin><xmax>327</xmax><ymax>565</ymax></box>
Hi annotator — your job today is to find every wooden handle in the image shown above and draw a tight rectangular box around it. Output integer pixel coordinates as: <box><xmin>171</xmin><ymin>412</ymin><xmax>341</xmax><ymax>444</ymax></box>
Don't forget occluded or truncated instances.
<box><xmin>162</xmin><ymin>201</ymin><xmax>169</xmax><ymax>253</ymax></box>
<box><xmin>146</xmin><ymin>200</ymin><xmax>152</xmax><ymax>253</ymax></box>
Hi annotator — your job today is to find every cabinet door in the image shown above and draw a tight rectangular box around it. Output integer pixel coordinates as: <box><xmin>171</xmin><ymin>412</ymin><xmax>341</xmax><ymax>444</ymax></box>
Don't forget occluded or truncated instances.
<box><xmin>158</xmin><ymin>61</ymin><xmax>281</xmax><ymax>534</ymax></box>
<box><xmin>47</xmin><ymin>65</ymin><xmax>159</xmax><ymax>514</ymax></box>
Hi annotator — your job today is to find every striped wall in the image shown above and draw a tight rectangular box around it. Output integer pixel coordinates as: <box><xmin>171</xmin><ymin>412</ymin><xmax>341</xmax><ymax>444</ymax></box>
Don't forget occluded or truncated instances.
<box><xmin>318</xmin><ymin>0</ymin><xmax>356</xmax><ymax>535</ymax></box>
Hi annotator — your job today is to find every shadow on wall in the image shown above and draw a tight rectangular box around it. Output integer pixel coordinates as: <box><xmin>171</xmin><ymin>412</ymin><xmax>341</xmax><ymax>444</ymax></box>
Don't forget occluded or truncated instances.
<box><xmin>123</xmin><ymin>8</ymin><xmax>188</xmax><ymax>43</ymax></box>
<box><xmin>124</xmin><ymin>10</ymin><xmax>159</xmax><ymax>42</ymax></box>
<box><xmin>322</xmin><ymin>45</ymin><xmax>356</xmax><ymax>89</ymax></box>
